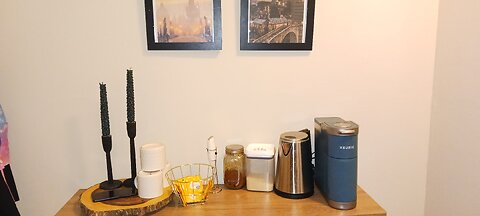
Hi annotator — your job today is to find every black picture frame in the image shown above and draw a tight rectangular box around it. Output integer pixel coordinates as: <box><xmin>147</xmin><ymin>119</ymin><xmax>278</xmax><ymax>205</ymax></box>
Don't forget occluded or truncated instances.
<box><xmin>240</xmin><ymin>0</ymin><xmax>315</xmax><ymax>51</ymax></box>
<box><xmin>144</xmin><ymin>0</ymin><xmax>222</xmax><ymax>50</ymax></box>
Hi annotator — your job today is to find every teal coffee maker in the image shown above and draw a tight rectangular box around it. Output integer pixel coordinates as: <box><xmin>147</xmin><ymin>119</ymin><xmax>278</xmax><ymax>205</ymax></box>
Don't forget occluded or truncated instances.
<box><xmin>314</xmin><ymin>117</ymin><xmax>358</xmax><ymax>210</ymax></box>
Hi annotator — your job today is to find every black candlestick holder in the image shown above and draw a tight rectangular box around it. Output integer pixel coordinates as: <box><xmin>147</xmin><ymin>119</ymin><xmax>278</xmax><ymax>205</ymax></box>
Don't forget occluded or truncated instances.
<box><xmin>100</xmin><ymin>135</ymin><xmax>122</xmax><ymax>190</ymax></box>
<box><xmin>123</xmin><ymin>121</ymin><xmax>137</xmax><ymax>188</ymax></box>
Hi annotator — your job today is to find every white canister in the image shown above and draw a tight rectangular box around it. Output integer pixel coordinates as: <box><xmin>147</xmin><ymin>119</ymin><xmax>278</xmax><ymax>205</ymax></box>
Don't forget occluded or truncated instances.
<box><xmin>136</xmin><ymin>170</ymin><xmax>163</xmax><ymax>199</ymax></box>
<box><xmin>245</xmin><ymin>143</ymin><xmax>275</xmax><ymax>192</ymax></box>
<box><xmin>140</xmin><ymin>143</ymin><xmax>166</xmax><ymax>172</ymax></box>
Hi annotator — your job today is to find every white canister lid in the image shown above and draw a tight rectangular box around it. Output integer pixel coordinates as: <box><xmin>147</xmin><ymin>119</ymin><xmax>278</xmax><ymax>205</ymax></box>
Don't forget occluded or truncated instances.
<box><xmin>245</xmin><ymin>143</ymin><xmax>275</xmax><ymax>158</ymax></box>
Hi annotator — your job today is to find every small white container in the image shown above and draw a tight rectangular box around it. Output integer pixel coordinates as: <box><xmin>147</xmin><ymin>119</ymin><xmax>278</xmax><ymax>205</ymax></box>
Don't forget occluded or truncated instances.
<box><xmin>245</xmin><ymin>143</ymin><xmax>275</xmax><ymax>192</ymax></box>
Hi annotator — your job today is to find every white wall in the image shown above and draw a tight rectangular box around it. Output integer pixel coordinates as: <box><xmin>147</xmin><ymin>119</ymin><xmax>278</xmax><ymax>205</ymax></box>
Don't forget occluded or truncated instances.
<box><xmin>0</xmin><ymin>0</ymin><xmax>438</xmax><ymax>215</ymax></box>
<box><xmin>425</xmin><ymin>0</ymin><xmax>480</xmax><ymax>215</ymax></box>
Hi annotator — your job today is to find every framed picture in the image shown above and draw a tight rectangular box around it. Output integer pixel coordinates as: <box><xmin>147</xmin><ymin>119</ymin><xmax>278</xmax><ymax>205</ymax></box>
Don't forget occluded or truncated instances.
<box><xmin>240</xmin><ymin>0</ymin><xmax>315</xmax><ymax>51</ymax></box>
<box><xmin>144</xmin><ymin>0</ymin><xmax>222</xmax><ymax>50</ymax></box>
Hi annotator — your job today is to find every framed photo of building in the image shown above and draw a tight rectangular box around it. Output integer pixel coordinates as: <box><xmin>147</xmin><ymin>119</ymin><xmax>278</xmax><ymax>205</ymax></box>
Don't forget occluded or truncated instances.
<box><xmin>144</xmin><ymin>0</ymin><xmax>222</xmax><ymax>50</ymax></box>
<box><xmin>240</xmin><ymin>0</ymin><xmax>315</xmax><ymax>50</ymax></box>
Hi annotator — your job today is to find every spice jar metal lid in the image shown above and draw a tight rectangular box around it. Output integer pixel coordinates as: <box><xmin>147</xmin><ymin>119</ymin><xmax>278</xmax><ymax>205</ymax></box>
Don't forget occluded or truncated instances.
<box><xmin>225</xmin><ymin>144</ymin><xmax>244</xmax><ymax>154</ymax></box>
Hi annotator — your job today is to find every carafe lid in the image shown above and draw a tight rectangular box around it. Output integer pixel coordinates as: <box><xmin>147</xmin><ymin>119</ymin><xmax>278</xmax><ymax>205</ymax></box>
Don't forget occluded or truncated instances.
<box><xmin>280</xmin><ymin>131</ymin><xmax>309</xmax><ymax>143</ymax></box>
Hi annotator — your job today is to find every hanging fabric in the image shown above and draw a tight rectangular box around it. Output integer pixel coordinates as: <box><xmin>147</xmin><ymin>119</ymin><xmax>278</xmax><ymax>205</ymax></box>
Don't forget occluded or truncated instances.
<box><xmin>0</xmin><ymin>105</ymin><xmax>20</xmax><ymax>215</ymax></box>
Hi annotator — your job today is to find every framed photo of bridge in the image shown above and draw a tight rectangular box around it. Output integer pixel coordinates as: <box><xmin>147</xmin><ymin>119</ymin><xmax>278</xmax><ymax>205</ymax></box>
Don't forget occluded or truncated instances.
<box><xmin>240</xmin><ymin>0</ymin><xmax>315</xmax><ymax>50</ymax></box>
<box><xmin>144</xmin><ymin>0</ymin><xmax>222</xmax><ymax>50</ymax></box>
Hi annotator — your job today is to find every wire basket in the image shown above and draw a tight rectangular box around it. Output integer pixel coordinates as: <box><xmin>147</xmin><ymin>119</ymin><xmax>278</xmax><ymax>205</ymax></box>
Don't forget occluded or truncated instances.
<box><xmin>165</xmin><ymin>163</ymin><xmax>214</xmax><ymax>206</ymax></box>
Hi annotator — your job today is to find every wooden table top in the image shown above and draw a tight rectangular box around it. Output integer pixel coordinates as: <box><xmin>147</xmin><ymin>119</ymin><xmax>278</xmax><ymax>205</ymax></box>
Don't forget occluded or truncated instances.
<box><xmin>56</xmin><ymin>186</ymin><xmax>386</xmax><ymax>216</ymax></box>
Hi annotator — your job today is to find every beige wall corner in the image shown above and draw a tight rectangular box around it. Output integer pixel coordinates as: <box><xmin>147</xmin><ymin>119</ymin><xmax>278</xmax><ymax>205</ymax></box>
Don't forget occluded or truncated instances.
<box><xmin>425</xmin><ymin>0</ymin><xmax>480</xmax><ymax>215</ymax></box>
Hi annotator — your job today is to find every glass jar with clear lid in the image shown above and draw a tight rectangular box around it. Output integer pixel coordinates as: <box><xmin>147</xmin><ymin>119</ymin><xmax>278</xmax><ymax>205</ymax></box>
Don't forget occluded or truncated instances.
<box><xmin>223</xmin><ymin>144</ymin><xmax>246</xmax><ymax>189</ymax></box>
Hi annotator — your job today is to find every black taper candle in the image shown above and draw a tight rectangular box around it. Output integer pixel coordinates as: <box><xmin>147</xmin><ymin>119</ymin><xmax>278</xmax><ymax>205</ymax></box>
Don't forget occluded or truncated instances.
<box><xmin>99</xmin><ymin>83</ymin><xmax>110</xmax><ymax>136</ymax></box>
<box><xmin>127</xmin><ymin>69</ymin><xmax>135</xmax><ymax>122</ymax></box>
<box><xmin>124</xmin><ymin>69</ymin><xmax>138</xmax><ymax>188</ymax></box>
<box><xmin>99</xmin><ymin>83</ymin><xmax>121</xmax><ymax>190</ymax></box>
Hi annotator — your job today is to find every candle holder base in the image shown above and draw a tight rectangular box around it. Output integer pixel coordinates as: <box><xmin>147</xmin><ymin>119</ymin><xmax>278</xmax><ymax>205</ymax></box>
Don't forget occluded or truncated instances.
<box><xmin>100</xmin><ymin>180</ymin><xmax>122</xmax><ymax>190</ymax></box>
<box><xmin>122</xmin><ymin>178</ymin><xmax>136</xmax><ymax>188</ymax></box>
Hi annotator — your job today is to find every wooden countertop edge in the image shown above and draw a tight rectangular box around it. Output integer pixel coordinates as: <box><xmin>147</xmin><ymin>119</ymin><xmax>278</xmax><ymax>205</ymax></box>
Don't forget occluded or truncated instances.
<box><xmin>56</xmin><ymin>187</ymin><xmax>386</xmax><ymax>216</ymax></box>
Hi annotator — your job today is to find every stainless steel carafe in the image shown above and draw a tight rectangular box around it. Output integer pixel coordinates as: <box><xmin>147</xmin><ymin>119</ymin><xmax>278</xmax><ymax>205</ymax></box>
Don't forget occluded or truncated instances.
<box><xmin>274</xmin><ymin>131</ymin><xmax>314</xmax><ymax>199</ymax></box>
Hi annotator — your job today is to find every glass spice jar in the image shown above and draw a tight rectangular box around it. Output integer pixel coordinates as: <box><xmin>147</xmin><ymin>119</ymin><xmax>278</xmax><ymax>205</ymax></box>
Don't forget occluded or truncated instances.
<box><xmin>223</xmin><ymin>144</ymin><xmax>246</xmax><ymax>189</ymax></box>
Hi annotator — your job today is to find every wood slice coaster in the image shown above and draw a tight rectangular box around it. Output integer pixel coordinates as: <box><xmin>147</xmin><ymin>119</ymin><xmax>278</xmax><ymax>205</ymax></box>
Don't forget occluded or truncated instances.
<box><xmin>80</xmin><ymin>183</ymin><xmax>173</xmax><ymax>216</ymax></box>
